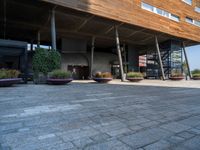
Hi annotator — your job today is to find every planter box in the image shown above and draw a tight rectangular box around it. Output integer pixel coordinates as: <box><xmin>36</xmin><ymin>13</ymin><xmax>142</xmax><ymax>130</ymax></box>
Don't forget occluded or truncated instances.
<box><xmin>47</xmin><ymin>78</ymin><xmax>73</xmax><ymax>85</ymax></box>
<box><xmin>192</xmin><ymin>77</ymin><xmax>200</xmax><ymax>80</ymax></box>
<box><xmin>127</xmin><ymin>78</ymin><xmax>143</xmax><ymax>82</ymax></box>
<box><xmin>33</xmin><ymin>73</ymin><xmax>47</xmax><ymax>84</ymax></box>
<box><xmin>0</xmin><ymin>78</ymin><xmax>22</xmax><ymax>87</ymax></box>
<box><xmin>169</xmin><ymin>77</ymin><xmax>184</xmax><ymax>81</ymax></box>
<box><xmin>93</xmin><ymin>78</ymin><xmax>112</xmax><ymax>83</ymax></box>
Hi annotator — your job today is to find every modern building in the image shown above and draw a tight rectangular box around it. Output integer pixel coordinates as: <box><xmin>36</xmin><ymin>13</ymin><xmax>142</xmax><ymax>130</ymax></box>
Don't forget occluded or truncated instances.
<box><xmin>0</xmin><ymin>0</ymin><xmax>200</xmax><ymax>81</ymax></box>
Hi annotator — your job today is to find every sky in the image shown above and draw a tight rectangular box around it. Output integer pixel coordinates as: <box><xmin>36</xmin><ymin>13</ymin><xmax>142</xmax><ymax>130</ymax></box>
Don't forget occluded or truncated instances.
<box><xmin>186</xmin><ymin>45</ymin><xmax>200</xmax><ymax>71</ymax></box>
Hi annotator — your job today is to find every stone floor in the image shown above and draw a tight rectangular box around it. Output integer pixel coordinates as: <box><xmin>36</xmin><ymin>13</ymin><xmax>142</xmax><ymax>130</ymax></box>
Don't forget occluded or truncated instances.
<box><xmin>0</xmin><ymin>80</ymin><xmax>200</xmax><ymax>150</ymax></box>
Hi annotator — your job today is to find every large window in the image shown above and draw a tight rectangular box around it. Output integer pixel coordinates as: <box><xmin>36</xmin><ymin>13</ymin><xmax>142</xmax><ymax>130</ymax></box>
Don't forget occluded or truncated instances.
<box><xmin>195</xmin><ymin>6</ymin><xmax>200</xmax><ymax>13</ymax></box>
<box><xmin>185</xmin><ymin>17</ymin><xmax>200</xmax><ymax>27</ymax></box>
<box><xmin>141</xmin><ymin>2</ymin><xmax>180</xmax><ymax>22</ymax></box>
<box><xmin>182</xmin><ymin>0</ymin><xmax>192</xmax><ymax>5</ymax></box>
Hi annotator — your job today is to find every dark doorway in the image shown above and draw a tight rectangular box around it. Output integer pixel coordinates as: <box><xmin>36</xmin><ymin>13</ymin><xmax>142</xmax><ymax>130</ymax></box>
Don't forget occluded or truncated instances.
<box><xmin>68</xmin><ymin>65</ymin><xmax>89</xmax><ymax>80</ymax></box>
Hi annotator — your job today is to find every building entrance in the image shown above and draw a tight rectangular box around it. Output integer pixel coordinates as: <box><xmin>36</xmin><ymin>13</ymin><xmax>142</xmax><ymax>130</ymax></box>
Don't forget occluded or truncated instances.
<box><xmin>68</xmin><ymin>65</ymin><xmax>89</xmax><ymax>80</ymax></box>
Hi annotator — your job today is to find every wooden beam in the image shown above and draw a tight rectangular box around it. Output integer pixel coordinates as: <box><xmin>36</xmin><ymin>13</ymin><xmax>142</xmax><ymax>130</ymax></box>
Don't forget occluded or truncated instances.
<box><xmin>115</xmin><ymin>26</ymin><xmax>125</xmax><ymax>82</ymax></box>
<box><xmin>76</xmin><ymin>15</ymin><xmax>94</xmax><ymax>31</ymax></box>
<box><xmin>155</xmin><ymin>36</ymin><xmax>165</xmax><ymax>81</ymax></box>
<box><xmin>90</xmin><ymin>36</ymin><xmax>95</xmax><ymax>79</ymax></box>
<box><xmin>182</xmin><ymin>42</ymin><xmax>192</xmax><ymax>79</ymax></box>
<box><xmin>51</xmin><ymin>9</ymin><xmax>57</xmax><ymax>50</ymax></box>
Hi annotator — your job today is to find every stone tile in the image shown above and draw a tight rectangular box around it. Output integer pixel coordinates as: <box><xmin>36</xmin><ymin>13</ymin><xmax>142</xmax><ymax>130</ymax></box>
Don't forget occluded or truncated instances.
<box><xmin>84</xmin><ymin>139</ymin><xmax>131</xmax><ymax>150</ymax></box>
<box><xmin>72</xmin><ymin>137</ymin><xmax>94</xmax><ymax>148</ymax></box>
<box><xmin>177</xmin><ymin>131</ymin><xmax>195</xmax><ymax>139</ymax></box>
<box><xmin>90</xmin><ymin>133</ymin><xmax>111</xmax><ymax>142</ymax></box>
<box><xmin>160</xmin><ymin>122</ymin><xmax>191</xmax><ymax>133</ymax></box>
<box><xmin>120</xmin><ymin>128</ymin><xmax>172</xmax><ymax>149</ymax></box>
<box><xmin>143</xmin><ymin>140</ymin><xmax>171</xmax><ymax>150</ymax></box>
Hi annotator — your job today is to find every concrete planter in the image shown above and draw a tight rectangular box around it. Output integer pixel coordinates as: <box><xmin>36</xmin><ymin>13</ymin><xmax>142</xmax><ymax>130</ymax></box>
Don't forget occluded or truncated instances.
<box><xmin>127</xmin><ymin>78</ymin><xmax>143</xmax><ymax>82</ymax></box>
<box><xmin>169</xmin><ymin>77</ymin><xmax>184</xmax><ymax>81</ymax></box>
<box><xmin>93</xmin><ymin>78</ymin><xmax>112</xmax><ymax>83</ymax></box>
<box><xmin>47</xmin><ymin>78</ymin><xmax>73</xmax><ymax>85</ymax></box>
<box><xmin>192</xmin><ymin>77</ymin><xmax>200</xmax><ymax>80</ymax></box>
<box><xmin>0</xmin><ymin>78</ymin><xmax>22</xmax><ymax>87</ymax></box>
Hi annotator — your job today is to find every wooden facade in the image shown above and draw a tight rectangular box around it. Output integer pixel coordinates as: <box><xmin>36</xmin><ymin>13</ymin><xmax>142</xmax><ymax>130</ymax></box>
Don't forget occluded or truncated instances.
<box><xmin>42</xmin><ymin>0</ymin><xmax>200</xmax><ymax>43</ymax></box>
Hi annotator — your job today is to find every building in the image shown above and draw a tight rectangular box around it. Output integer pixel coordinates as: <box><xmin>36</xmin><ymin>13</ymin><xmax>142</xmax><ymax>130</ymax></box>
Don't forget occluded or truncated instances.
<box><xmin>0</xmin><ymin>0</ymin><xmax>200</xmax><ymax>81</ymax></box>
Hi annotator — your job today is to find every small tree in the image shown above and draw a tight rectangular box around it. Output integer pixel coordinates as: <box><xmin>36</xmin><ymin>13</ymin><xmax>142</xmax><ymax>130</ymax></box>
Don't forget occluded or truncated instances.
<box><xmin>32</xmin><ymin>48</ymin><xmax>61</xmax><ymax>83</ymax></box>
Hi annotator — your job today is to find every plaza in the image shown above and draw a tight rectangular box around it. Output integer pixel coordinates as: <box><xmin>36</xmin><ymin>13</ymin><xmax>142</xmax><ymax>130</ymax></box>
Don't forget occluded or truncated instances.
<box><xmin>1</xmin><ymin>80</ymin><xmax>200</xmax><ymax>149</ymax></box>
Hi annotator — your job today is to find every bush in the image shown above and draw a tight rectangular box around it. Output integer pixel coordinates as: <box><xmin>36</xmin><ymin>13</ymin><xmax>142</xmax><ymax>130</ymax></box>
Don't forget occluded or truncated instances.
<box><xmin>192</xmin><ymin>69</ymin><xmax>200</xmax><ymax>74</ymax></box>
<box><xmin>94</xmin><ymin>72</ymin><xmax>112</xmax><ymax>78</ymax></box>
<box><xmin>0</xmin><ymin>69</ymin><xmax>20</xmax><ymax>79</ymax></box>
<box><xmin>49</xmin><ymin>70</ymin><xmax>72</xmax><ymax>79</ymax></box>
<box><xmin>171</xmin><ymin>70</ymin><xmax>183</xmax><ymax>77</ymax></box>
<box><xmin>192</xmin><ymin>73</ymin><xmax>200</xmax><ymax>78</ymax></box>
<box><xmin>127</xmin><ymin>72</ymin><xmax>143</xmax><ymax>78</ymax></box>
<box><xmin>33</xmin><ymin>48</ymin><xmax>61</xmax><ymax>75</ymax></box>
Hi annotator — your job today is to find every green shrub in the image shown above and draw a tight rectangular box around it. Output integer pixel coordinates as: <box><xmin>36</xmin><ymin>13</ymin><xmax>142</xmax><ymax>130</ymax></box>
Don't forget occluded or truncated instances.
<box><xmin>192</xmin><ymin>69</ymin><xmax>200</xmax><ymax>74</ymax></box>
<box><xmin>0</xmin><ymin>69</ymin><xmax>20</xmax><ymax>79</ymax></box>
<box><xmin>94</xmin><ymin>72</ymin><xmax>112</xmax><ymax>78</ymax></box>
<box><xmin>49</xmin><ymin>70</ymin><xmax>72</xmax><ymax>79</ymax></box>
<box><xmin>32</xmin><ymin>48</ymin><xmax>61</xmax><ymax>75</ymax></box>
<box><xmin>192</xmin><ymin>73</ymin><xmax>200</xmax><ymax>78</ymax></box>
<box><xmin>127</xmin><ymin>72</ymin><xmax>143</xmax><ymax>78</ymax></box>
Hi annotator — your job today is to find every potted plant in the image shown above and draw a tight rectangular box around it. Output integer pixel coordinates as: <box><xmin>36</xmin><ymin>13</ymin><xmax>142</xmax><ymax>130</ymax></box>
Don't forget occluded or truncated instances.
<box><xmin>0</xmin><ymin>69</ymin><xmax>22</xmax><ymax>87</ymax></box>
<box><xmin>192</xmin><ymin>69</ymin><xmax>200</xmax><ymax>80</ymax></box>
<box><xmin>93</xmin><ymin>72</ymin><xmax>113</xmax><ymax>83</ymax></box>
<box><xmin>47</xmin><ymin>70</ymin><xmax>73</xmax><ymax>85</ymax></box>
<box><xmin>32</xmin><ymin>48</ymin><xmax>61</xmax><ymax>84</ymax></box>
<box><xmin>169</xmin><ymin>70</ymin><xmax>184</xmax><ymax>81</ymax></box>
<box><xmin>126</xmin><ymin>72</ymin><xmax>144</xmax><ymax>82</ymax></box>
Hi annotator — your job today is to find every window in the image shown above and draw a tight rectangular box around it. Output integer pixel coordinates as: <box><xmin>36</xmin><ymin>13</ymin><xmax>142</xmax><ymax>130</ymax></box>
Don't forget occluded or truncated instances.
<box><xmin>182</xmin><ymin>0</ymin><xmax>192</xmax><ymax>5</ymax></box>
<box><xmin>195</xmin><ymin>6</ymin><xmax>200</xmax><ymax>13</ymax></box>
<box><xmin>170</xmin><ymin>14</ymin><xmax>180</xmax><ymax>22</ymax></box>
<box><xmin>186</xmin><ymin>17</ymin><xmax>193</xmax><ymax>23</ymax></box>
<box><xmin>141</xmin><ymin>2</ymin><xmax>180</xmax><ymax>22</ymax></box>
<box><xmin>141</xmin><ymin>2</ymin><xmax>154</xmax><ymax>12</ymax></box>
<box><xmin>194</xmin><ymin>20</ymin><xmax>200</xmax><ymax>26</ymax></box>
<box><xmin>185</xmin><ymin>17</ymin><xmax>200</xmax><ymax>27</ymax></box>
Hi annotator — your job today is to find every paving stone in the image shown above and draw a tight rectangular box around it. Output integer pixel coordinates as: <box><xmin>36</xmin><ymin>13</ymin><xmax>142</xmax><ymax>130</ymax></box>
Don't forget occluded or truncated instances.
<box><xmin>90</xmin><ymin>133</ymin><xmax>111</xmax><ymax>142</ymax></box>
<box><xmin>177</xmin><ymin>131</ymin><xmax>195</xmax><ymax>139</ymax></box>
<box><xmin>120</xmin><ymin>128</ymin><xmax>172</xmax><ymax>149</ymax></box>
<box><xmin>84</xmin><ymin>139</ymin><xmax>131</xmax><ymax>150</ymax></box>
<box><xmin>160</xmin><ymin>122</ymin><xmax>191</xmax><ymax>133</ymax></box>
<box><xmin>72</xmin><ymin>137</ymin><xmax>94</xmax><ymax>148</ymax></box>
<box><xmin>1</xmin><ymin>83</ymin><xmax>200</xmax><ymax>149</ymax></box>
<box><xmin>143</xmin><ymin>140</ymin><xmax>171</xmax><ymax>150</ymax></box>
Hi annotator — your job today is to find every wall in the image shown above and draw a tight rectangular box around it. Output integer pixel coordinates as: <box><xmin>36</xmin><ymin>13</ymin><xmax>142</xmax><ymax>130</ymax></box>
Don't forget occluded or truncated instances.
<box><xmin>61</xmin><ymin>52</ymin><xmax>117</xmax><ymax>73</ymax></box>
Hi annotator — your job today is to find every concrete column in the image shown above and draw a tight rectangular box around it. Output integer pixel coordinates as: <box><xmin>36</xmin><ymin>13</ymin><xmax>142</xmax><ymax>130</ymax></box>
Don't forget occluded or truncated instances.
<box><xmin>128</xmin><ymin>45</ymin><xmax>139</xmax><ymax>72</ymax></box>
<box><xmin>155</xmin><ymin>36</ymin><xmax>165</xmax><ymax>80</ymax></box>
<box><xmin>115</xmin><ymin>26</ymin><xmax>125</xmax><ymax>82</ymax></box>
<box><xmin>51</xmin><ymin>9</ymin><xmax>57</xmax><ymax>50</ymax></box>
<box><xmin>90</xmin><ymin>37</ymin><xmax>95</xmax><ymax>79</ymax></box>
<box><xmin>182</xmin><ymin>42</ymin><xmax>192</xmax><ymax>79</ymax></box>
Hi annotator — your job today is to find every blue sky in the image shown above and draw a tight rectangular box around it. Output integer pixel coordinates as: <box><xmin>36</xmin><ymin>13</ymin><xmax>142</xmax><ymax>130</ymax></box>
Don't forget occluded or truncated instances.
<box><xmin>187</xmin><ymin>45</ymin><xmax>200</xmax><ymax>71</ymax></box>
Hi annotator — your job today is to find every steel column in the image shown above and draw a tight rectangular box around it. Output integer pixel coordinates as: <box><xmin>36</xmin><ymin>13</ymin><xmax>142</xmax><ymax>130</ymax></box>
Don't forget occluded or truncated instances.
<box><xmin>155</xmin><ymin>36</ymin><xmax>165</xmax><ymax>80</ymax></box>
<box><xmin>115</xmin><ymin>26</ymin><xmax>125</xmax><ymax>81</ymax></box>
<box><xmin>90</xmin><ymin>37</ymin><xmax>95</xmax><ymax>79</ymax></box>
<box><xmin>51</xmin><ymin>9</ymin><xmax>57</xmax><ymax>50</ymax></box>
<box><xmin>182</xmin><ymin>42</ymin><xmax>192</xmax><ymax>79</ymax></box>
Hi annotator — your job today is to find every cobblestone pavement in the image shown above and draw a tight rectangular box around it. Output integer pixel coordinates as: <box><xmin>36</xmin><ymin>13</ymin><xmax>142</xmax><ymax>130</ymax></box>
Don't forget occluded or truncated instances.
<box><xmin>1</xmin><ymin>82</ymin><xmax>200</xmax><ymax>150</ymax></box>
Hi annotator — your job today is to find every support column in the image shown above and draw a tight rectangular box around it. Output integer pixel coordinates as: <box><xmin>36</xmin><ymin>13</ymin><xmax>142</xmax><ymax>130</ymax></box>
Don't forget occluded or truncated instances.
<box><xmin>182</xmin><ymin>42</ymin><xmax>192</xmax><ymax>79</ymax></box>
<box><xmin>90</xmin><ymin>36</ymin><xmax>95</xmax><ymax>79</ymax></box>
<box><xmin>51</xmin><ymin>9</ymin><xmax>57</xmax><ymax>50</ymax></box>
<box><xmin>37</xmin><ymin>31</ymin><xmax>40</xmax><ymax>48</ymax></box>
<box><xmin>155</xmin><ymin>36</ymin><xmax>165</xmax><ymax>80</ymax></box>
<box><xmin>115</xmin><ymin>26</ymin><xmax>125</xmax><ymax>81</ymax></box>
